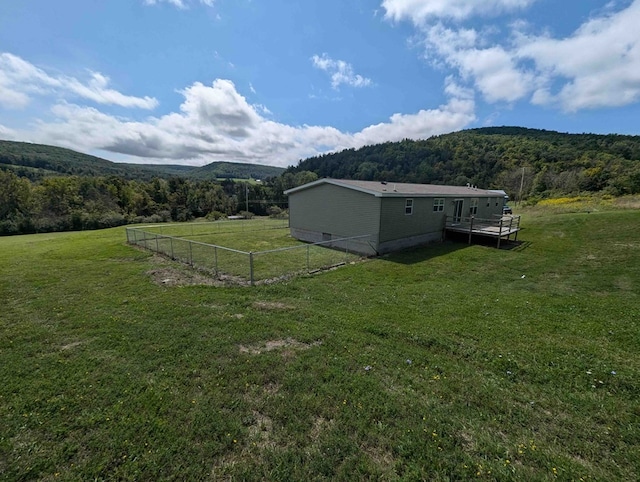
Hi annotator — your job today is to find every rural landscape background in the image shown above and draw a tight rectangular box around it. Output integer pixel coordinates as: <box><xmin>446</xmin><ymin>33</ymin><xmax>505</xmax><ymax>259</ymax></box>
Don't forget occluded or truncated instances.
<box><xmin>3</xmin><ymin>126</ymin><xmax>640</xmax><ymax>236</ymax></box>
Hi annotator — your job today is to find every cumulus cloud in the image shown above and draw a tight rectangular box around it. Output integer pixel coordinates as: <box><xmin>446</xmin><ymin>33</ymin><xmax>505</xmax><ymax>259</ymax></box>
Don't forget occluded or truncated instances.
<box><xmin>0</xmin><ymin>53</ymin><xmax>158</xmax><ymax>110</ymax></box>
<box><xmin>392</xmin><ymin>0</ymin><xmax>640</xmax><ymax>112</ymax></box>
<box><xmin>24</xmin><ymin>77</ymin><xmax>473</xmax><ymax>167</ymax></box>
<box><xmin>0</xmin><ymin>123</ymin><xmax>18</xmax><ymax>140</ymax></box>
<box><xmin>517</xmin><ymin>0</ymin><xmax>640</xmax><ymax>111</ymax></box>
<box><xmin>424</xmin><ymin>24</ymin><xmax>536</xmax><ymax>103</ymax></box>
<box><xmin>382</xmin><ymin>0</ymin><xmax>537</xmax><ymax>23</ymax></box>
<box><xmin>350</xmin><ymin>97</ymin><xmax>476</xmax><ymax>147</ymax></box>
<box><xmin>311</xmin><ymin>54</ymin><xmax>372</xmax><ymax>90</ymax></box>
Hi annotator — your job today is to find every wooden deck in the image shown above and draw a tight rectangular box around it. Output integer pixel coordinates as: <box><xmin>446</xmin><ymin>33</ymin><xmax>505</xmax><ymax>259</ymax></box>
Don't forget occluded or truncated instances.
<box><xmin>444</xmin><ymin>215</ymin><xmax>521</xmax><ymax>248</ymax></box>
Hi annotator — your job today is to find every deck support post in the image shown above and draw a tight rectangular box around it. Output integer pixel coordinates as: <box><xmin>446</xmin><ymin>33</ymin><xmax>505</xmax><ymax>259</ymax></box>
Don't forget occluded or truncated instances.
<box><xmin>497</xmin><ymin>218</ymin><xmax>504</xmax><ymax>249</ymax></box>
<box><xmin>468</xmin><ymin>216</ymin><xmax>474</xmax><ymax>245</ymax></box>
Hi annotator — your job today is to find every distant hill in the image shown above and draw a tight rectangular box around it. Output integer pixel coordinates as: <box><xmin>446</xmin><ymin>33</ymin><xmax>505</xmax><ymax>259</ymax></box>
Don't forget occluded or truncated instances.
<box><xmin>0</xmin><ymin>140</ymin><xmax>284</xmax><ymax>181</ymax></box>
<box><xmin>289</xmin><ymin>127</ymin><xmax>640</xmax><ymax>199</ymax></box>
<box><xmin>188</xmin><ymin>161</ymin><xmax>284</xmax><ymax>181</ymax></box>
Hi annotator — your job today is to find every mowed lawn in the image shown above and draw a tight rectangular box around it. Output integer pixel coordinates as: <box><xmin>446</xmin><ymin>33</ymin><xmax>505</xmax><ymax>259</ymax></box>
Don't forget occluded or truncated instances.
<box><xmin>1</xmin><ymin>210</ymin><xmax>639</xmax><ymax>480</ymax></box>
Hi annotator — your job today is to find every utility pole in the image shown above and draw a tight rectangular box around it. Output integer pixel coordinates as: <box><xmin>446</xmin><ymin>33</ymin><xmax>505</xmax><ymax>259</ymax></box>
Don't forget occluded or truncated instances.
<box><xmin>518</xmin><ymin>167</ymin><xmax>525</xmax><ymax>205</ymax></box>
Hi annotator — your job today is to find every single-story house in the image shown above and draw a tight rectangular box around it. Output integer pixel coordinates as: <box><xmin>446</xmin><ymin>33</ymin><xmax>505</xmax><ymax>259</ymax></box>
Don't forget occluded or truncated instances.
<box><xmin>284</xmin><ymin>178</ymin><xmax>510</xmax><ymax>255</ymax></box>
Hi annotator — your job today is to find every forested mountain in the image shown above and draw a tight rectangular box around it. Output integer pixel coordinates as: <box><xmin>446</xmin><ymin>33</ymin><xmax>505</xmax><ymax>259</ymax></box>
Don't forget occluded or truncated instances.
<box><xmin>0</xmin><ymin>140</ymin><xmax>284</xmax><ymax>181</ymax></box>
<box><xmin>188</xmin><ymin>161</ymin><xmax>285</xmax><ymax>180</ymax></box>
<box><xmin>289</xmin><ymin>127</ymin><xmax>640</xmax><ymax>200</ymax></box>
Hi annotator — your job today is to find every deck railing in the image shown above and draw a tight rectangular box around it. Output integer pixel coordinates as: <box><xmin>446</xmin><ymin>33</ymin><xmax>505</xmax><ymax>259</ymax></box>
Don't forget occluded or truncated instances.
<box><xmin>445</xmin><ymin>215</ymin><xmax>521</xmax><ymax>247</ymax></box>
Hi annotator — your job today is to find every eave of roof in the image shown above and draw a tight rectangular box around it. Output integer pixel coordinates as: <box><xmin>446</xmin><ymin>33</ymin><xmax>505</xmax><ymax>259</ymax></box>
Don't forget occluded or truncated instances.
<box><xmin>284</xmin><ymin>178</ymin><xmax>500</xmax><ymax>198</ymax></box>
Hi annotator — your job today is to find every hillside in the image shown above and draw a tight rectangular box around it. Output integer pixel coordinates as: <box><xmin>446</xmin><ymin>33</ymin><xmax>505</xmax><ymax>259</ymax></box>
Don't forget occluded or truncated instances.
<box><xmin>0</xmin><ymin>140</ymin><xmax>284</xmax><ymax>181</ymax></box>
<box><xmin>290</xmin><ymin>127</ymin><xmax>640</xmax><ymax>199</ymax></box>
<box><xmin>188</xmin><ymin>161</ymin><xmax>284</xmax><ymax>181</ymax></box>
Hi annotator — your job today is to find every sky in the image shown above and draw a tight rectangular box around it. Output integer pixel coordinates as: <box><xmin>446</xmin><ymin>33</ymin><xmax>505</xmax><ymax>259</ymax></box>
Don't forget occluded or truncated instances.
<box><xmin>1</xmin><ymin>0</ymin><xmax>640</xmax><ymax>168</ymax></box>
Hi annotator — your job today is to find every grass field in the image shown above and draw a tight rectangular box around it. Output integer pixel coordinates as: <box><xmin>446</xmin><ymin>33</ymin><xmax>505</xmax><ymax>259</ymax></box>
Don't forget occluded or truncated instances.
<box><xmin>1</xmin><ymin>208</ymin><xmax>639</xmax><ymax>480</ymax></box>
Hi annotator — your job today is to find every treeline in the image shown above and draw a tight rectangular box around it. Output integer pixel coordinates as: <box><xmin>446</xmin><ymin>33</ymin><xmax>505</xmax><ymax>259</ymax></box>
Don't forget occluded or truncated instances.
<box><xmin>0</xmin><ymin>170</ymin><xmax>318</xmax><ymax>236</ymax></box>
<box><xmin>289</xmin><ymin>127</ymin><xmax>640</xmax><ymax>200</ymax></box>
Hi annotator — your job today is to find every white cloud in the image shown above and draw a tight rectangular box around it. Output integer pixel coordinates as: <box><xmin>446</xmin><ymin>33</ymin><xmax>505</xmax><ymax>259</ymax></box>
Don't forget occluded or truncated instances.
<box><xmin>393</xmin><ymin>0</ymin><xmax>640</xmax><ymax>112</ymax></box>
<box><xmin>382</xmin><ymin>0</ymin><xmax>537</xmax><ymax>23</ymax></box>
<box><xmin>424</xmin><ymin>24</ymin><xmax>535</xmax><ymax>103</ymax></box>
<box><xmin>516</xmin><ymin>0</ymin><xmax>640</xmax><ymax>111</ymax></box>
<box><xmin>350</xmin><ymin>96</ymin><xmax>476</xmax><ymax>147</ymax></box>
<box><xmin>0</xmin><ymin>124</ymin><xmax>18</xmax><ymax>140</ymax></box>
<box><xmin>0</xmin><ymin>53</ymin><xmax>158</xmax><ymax>110</ymax></box>
<box><xmin>311</xmin><ymin>54</ymin><xmax>372</xmax><ymax>90</ymax></box>
<box><xmin>23</xmin><ymin>77</ymin><xmax>474</xmax><ymax>167</ymax></box>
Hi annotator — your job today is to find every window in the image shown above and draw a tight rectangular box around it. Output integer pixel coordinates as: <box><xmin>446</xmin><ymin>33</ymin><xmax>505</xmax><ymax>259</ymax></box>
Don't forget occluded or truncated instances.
<box><xmin>469</xmin><ymin>198</ymin><xmax>478</xmax><ymax>216</ymax></box>
<box><xmin>433</xmin><ymin>198</ymin><xmax>445</xmax><ymax>212</ymax></box>
<box><xmin>405</xmin><ymin>199</ymin><xmax>413</xmax><ymax>215</ymax></box>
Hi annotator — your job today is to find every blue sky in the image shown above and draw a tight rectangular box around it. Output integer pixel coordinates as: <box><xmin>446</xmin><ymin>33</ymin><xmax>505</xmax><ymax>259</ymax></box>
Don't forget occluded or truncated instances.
<box><xmin>1</xmin><ymin>0</ymin><xmax>639</xmax><ymax>167</ymax></box>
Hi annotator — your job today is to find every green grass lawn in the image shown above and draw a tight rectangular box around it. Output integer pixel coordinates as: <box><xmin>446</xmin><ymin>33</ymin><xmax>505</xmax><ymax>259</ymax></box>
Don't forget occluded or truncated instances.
<box><xmin>1</xmin><ymin>209</ymin><xmax>639</xmax><ymax>480</ymax></box>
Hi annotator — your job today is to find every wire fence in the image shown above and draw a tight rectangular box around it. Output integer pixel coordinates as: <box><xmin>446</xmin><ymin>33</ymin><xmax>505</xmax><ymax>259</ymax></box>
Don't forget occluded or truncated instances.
<box><xmin>126</xmin><ymin>221</ymin><xmax>369</xmax><ymax>285</ymax></box>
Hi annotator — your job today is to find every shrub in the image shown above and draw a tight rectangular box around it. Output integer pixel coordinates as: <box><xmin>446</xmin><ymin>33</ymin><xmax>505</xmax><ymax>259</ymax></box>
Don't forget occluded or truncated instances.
<box><xmin>206</xmin><ymin>210</ymin><xmax>226</xmax><ymax>221</ymax></box>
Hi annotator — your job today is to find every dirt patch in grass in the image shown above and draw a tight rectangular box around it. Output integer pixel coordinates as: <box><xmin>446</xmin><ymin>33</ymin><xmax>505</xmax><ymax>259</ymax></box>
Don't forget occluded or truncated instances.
<box><xmin>147</xmin><ymin>266</ymin><xmax>219</xmax><ymax>286</ymax></box>
<box><xmin>239</xmin><ymin>338</ymin><xmax>322</xmax><ymax>355</ymax></box>
<box><xmin>309</xmin><ymin>417</ymin><xmax>334</xmax><ymax>442</ymax></box>
<box><xmin>252</xmin><ymin>301</ymin><xmax>295</xmax><ymax>311</ymax></box>
<box><xmin>247</xmin><ymin>410</ymin><xmax>275</xmax><ymax>449</ymax></box>
<box><xmin>60</xmin><ymin>341</ymin><xmax>85</xmax><ymax>351</ymax></box>
<box><xmin>146</xmin><ymin>255</ymin><xmax>247</xmax><ymax>287</ymax></box>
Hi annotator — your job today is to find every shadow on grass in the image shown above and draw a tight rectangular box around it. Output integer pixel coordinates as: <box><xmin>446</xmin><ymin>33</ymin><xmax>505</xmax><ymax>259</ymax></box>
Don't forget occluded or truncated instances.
<box><xmin>379</xmin><ymin>235</ymin><xmax>531</xmax><ymax>265</ymax></box>
<box><xmin>445</xmin><ymin>230</ymin><xmax>531</xmax><ymax>251</ymax></box>
<box><xmin>378</xmin><ymin>241</ymin><xmax>468</xmax><ymax>265</ymax></box>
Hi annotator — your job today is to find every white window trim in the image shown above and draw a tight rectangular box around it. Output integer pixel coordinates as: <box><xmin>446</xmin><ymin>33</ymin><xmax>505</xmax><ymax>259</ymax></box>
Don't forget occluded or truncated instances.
<box><xmin>405</xmin><ymin>198</ymin><xmax>413</xmax><ymax>215</ymax></box>
<box><xmin>433</xmin><ymin>198</ymin><xmax>445</xmax><ymax>212</ymax></box>
<box><xmin>470</xmin><ymin>198</ymin><xmax>479</xmax><ymax>216</ymax></box>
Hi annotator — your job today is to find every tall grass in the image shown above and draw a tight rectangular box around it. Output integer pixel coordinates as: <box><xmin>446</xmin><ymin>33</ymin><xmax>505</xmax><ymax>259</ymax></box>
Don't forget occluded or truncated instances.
<box><xmin>1</xmin><ymin>209</ymin><xmax>639</xmax><ymax>480</ymax></box>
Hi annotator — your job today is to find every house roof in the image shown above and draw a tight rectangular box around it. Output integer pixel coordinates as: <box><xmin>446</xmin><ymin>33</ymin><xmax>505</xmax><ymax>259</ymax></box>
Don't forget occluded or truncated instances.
<box><xmin>284</xmin><ymin>178</ymin><xmax>501</xmax><ymax>198</ymax></box>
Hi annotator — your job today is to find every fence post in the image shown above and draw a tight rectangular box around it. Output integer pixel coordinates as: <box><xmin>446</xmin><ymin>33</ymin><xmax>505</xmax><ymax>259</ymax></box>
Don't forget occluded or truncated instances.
<box><xmin>189</xmin><ymin>241</ymin><xmax>193</xmax><ymax>266</ymax></box>
<box><xmin>155</xmin><ymin>234</ymin><xmax>159</xmax><ymax>254</ymax></box>
<box><xmin>497</xmin><ymin>218</ymin><xmax>504</xmax><ymax>249</ymax></box>
<box><xmin>249</xmin><ymin>251</ymin><xmax>254</xmax><ymax>286</ymax></box>
<box><xmin>170</xmin><ymin>237</ymin><xmax>174</xmax><ymax>259</ymax></box>
<box><xmin>214</xmin><ymin>246</ymin><xmax>218</xmax><ymax>275</ymax></box>
<box><xmin>468</xmin><ymin>216</ymin><xmax>474</xmax><ymax>245</ymax></box>
<box><xmin>306</xmin><ymin>245</ymin><xmax>310</xmax><ymax>271</ymax></box>
<box><xmin>142</xmin><ymin>230</ymin><xmax>147</xmax><ymax>249</ymax></box>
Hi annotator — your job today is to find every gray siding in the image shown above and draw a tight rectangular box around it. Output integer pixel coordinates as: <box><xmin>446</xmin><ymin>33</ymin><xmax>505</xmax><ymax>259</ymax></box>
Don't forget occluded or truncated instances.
<box><xmin>289</xmin><ymin>184</ymin><xmax>380</xmax><ymax>245</ymax></box>
<box><xmin>378</xmin><ymin>197</ymin><xmax>446</xmax><ymax>244</ymax></box>
<box><xmin>477</xmin><ymin>196</ymin><xmax>505</xmax><ymax>218</ymax></box>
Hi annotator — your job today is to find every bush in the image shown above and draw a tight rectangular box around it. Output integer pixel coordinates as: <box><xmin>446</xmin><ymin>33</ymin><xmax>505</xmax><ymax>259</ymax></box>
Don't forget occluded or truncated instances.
<box><xmin>267</xmin><ymin>206</ymin><xmax>288</xmax><ymax>219</ymax></box>
<box><xmin>206</xmin><ymin>210</ymin><xmax>226</xmax><ymax>221</ymax></box>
